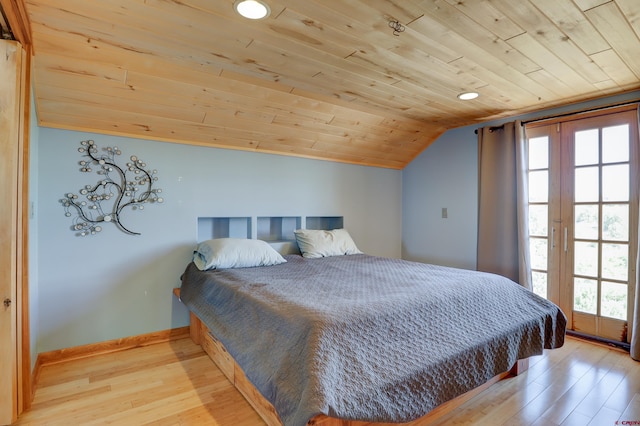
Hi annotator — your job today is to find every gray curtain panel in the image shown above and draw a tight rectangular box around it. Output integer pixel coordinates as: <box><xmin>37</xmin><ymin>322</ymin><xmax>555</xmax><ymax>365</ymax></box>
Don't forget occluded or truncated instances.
<box><xmin>633</xmin><ymin>229</ymin><xmax>640</xmax><ymax>360</ymax></box>
<box><xmin>477</xmin><ymin>121</ymin><xmax>532</xmax><ymax>290</ymax></box>
<box><xmin>633</xmin><ymin>109</ymin><xmax>640</xmax><ymax>361</ymax></box>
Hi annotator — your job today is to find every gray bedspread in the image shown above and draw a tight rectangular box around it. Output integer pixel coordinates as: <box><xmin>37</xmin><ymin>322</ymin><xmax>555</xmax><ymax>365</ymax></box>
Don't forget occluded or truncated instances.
<box><xmin>180</xmin><ymin>254</ymin><xmax>566</xmax><ymax>426</ymax></box>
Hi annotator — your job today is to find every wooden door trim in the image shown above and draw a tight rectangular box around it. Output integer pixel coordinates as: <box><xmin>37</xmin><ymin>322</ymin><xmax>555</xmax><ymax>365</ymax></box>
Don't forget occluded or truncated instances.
<box><xmin>0</xmin><ymin>39</ymin><xmax>23</xmax><ymax>425</ymax></box>
<box><xmin>18</xmin><ymin>43</ymin><xmax>31</xmax><ymax>413</ymax></box>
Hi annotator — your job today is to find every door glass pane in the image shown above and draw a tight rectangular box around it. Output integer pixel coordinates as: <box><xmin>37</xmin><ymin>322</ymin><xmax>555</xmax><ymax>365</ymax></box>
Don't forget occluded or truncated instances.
<box><xmin>574</xmin><ymin>278</ymin><xmax>597</xmax><ymax>314</ymax></box>
<box><xmin>603</xmin><ymin>204</ymin><xmax>629</xmax><ymax>241</ymax></box>
<box><xmin>602</xmin><ymin>164</ymin><xmax>629</xmax><ymax>202</ymax></box>
<box><xmin>575</xmin><ymin>167</ymin><xmax>599</xmax><ymax>202</ymax></box>
<box><xmin>601</xmin><ymin>281</ymin><xmax>627</xmax><ymax>320</ymax></box>
<box><xmin>530</xmin><ymin>238</ymin><xmax>548</xmax><ymax>270</ymax></box>
<box><xmin>601</xmin><ymin>243</ymin><xmax>628</xmax><ymax>281</ymax></box>
<box><xmin>529</xmin><ymin>170</ymin><xmax>548</xmax><ymax>202</ymax></box>
<box><xmin>602</xmin><ymin>124</ymin><xmax>629</xmax><ymax>164</ymax></box>
<box><xmin>574</xmin><ymin>204</ymin><xmax>598</xmax><ymax>240</ymax></box>
<box><xmin>575</xmin><ymin>129</ymin><xmax>599</xmax><ymax>166</ymax></box>
<box><xmin>529</xmin><ymin>136</ymin><xmax>549</xmax><ymax>169</ymax></box>
<box><xmin>532</xmin><ymin>271</ymin><xmax>547</xmax><ymax>299</ymax></box>
<box><xmin>575</xmin><ymin>241</ymin><xmax>598</xmax><ymax>277</ymax></box>
<box><xmin>529</xmin><ymin>205</ymin><xmax>548</xmax><ymax>237</ymax></box>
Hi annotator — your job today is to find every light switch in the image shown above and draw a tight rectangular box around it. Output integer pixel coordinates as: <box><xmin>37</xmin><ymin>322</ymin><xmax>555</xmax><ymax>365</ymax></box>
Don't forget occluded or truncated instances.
<box><xmin>442</xmin><ymin>207</ymin><xmax>448</xmax><ymax>219</ymax></box>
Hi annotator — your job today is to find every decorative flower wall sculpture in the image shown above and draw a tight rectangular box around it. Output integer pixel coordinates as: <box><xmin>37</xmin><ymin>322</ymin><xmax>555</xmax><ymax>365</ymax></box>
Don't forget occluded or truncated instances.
<box><xmin>60</xmin><ymin>140</ymin><xmax>164</xmax><ymax>236</ymax></box>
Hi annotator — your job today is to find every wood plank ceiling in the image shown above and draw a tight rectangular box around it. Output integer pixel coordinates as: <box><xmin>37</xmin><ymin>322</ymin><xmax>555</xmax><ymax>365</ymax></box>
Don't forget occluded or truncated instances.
<box><xmin>25</xmin><ymin>0</ymin><xmax>640</xmax><ymax>169</ymax></box>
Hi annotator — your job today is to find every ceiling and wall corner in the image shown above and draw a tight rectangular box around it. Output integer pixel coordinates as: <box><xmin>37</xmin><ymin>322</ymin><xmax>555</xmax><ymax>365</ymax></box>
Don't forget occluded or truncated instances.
<box><xmin>23</xmin><ymin>0</ymin><xmax>640</xmax><ymax>170</ymax></box>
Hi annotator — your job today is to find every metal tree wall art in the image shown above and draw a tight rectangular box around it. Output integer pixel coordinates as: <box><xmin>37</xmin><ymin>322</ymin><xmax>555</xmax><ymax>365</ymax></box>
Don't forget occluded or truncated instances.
<box><xmin>60</xmin><ymin>140</ymin><xmax>164</xmax><ymax>236</ymax></box>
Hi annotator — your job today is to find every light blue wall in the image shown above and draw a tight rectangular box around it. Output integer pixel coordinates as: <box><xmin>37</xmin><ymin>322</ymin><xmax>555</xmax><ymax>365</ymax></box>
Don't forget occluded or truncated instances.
<box><xmin>36</xmin><ymin>128</ymin><xmax>402</xmax><ymax>352</ymax></box>
<box><xmin>402</xmin><ymin>91</ymin><xmax>640</xmax><ymax>270</ymax></box>
<box><xmin>402</xmin><ymin>126</ymin><xmax>478</xmax><ymax>269</ymax></box>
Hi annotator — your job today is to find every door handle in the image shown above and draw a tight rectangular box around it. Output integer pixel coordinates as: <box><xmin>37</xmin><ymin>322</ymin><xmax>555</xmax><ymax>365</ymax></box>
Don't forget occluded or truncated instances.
<box><xmin>564</xmin><ymin>227</ymin><xmax>568</xmax><ymax>252</ymax></box>
<box><xmin>3</xmin><ymin>298</ymin><xmax>11</xmax><ymax>308</ymax></box>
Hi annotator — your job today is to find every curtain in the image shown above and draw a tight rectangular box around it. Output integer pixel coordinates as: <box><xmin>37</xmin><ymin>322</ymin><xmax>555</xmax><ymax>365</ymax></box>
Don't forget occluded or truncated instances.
<box><xmin>477</xmin><ymin>121</ymin><xmax>532</xmax><ymax>289</ymax></box>
<box><xmin>633</xmin><ymin>228</ymin><xmax>640</xmax><ymax>359</ymax></box>
<box><xmin>633</xmin><ymin>109</ymin><xmax>640</xmax><ymax>361</ymax></box>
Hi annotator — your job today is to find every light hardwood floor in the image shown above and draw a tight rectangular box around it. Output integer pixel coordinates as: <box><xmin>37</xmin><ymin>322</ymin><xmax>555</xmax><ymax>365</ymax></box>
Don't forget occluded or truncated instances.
<box><xmin>15</xmin><ymin>336</ymin><xmax>640</xmax><ymax>426</ymax></box>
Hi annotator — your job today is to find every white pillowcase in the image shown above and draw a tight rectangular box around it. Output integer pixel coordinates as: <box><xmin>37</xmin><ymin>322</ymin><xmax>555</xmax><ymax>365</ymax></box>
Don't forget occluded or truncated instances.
<box><xmin>294</xmin><ymin>228</ymin><xmax>363</xmax><ymax>259</ymax></box>
<box><xmin>193</xmin><ymin>238</ymin><xmax>287</xmax><ymax>270</ymax></box>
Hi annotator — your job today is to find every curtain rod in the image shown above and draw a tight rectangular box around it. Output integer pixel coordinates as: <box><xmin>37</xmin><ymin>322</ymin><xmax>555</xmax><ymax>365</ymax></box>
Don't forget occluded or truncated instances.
<box><xmin>521</xmin><ymin>99</ymin><xmax>639</xmax><ymax>125</ymax></box>
<box><xmin>473</xmin><ymin>98</ymin><xmax>639</xmax><ymax>135</ymax></box>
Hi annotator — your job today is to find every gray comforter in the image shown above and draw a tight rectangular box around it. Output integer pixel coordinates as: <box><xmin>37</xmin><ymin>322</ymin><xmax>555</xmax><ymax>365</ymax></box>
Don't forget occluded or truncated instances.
<box><xmin>180</xmin><ymin>254</ymin><xmax>566</xmax><ymax>426</ymax></box>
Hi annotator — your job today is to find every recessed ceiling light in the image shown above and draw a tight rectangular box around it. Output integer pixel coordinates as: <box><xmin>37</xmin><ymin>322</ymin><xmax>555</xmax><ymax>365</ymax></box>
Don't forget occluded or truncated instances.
<box><xmin>458</xmin><ymin>92</ymin><xmax>479</xmax><ymax>100</ymax></box>
<box><xmin>234</xmin><ymin>0</ymin><xmax>270</xmax><ymax>20</ymax></box>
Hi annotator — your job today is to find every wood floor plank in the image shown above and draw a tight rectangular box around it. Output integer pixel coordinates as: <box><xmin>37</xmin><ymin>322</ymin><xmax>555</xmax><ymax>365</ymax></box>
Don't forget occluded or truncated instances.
<box><xmin>560</xmin><ymin>410</ymin><xmax>593</xmax><ymax>426</ymax></box>
<box><xmin>608</xmin><ymin>375</ymin><xmax>640</xmax><ymax>414</ymax></box>
<box><xmin>572</xmin><ymin>362</ymin><xmax>628</xmax><ymax>418</ymax></box>
<box><xmin>587</xmin><ymin>406</ymin><xmax>623</xmax><ymax>426</ymax></box>
<box><xmin>18</xmin><ymin>339</ymin><xmax>264</xmax><ymax>426</ymax></box>
<box><xmin>15</xmin><ymin>336</ymin><xmax>639</xmax><ymax>426</ymax></box>
<box><xmin>619</xmin><ymin>394</ymin><xmax>640</xmax><ymax>423</ymax></box>
<box><xmin>535</xmin><ymin>343</ymin><xmax>627</xmax><ymax>425</ymax></box>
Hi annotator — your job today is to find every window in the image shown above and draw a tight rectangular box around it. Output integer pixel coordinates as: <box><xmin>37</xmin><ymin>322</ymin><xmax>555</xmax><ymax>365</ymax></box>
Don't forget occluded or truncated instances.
<box><xmin>526</xmin><ymin>106</ymin><xmax>639</xmax><ymax>342</ymax></box>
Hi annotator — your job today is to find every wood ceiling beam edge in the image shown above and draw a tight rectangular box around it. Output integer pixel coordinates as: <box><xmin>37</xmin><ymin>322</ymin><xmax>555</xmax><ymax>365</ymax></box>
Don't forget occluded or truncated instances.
<box><xmin>0</xmin><ymin>0</ymin><xmax>31</xmax><ymax>47</ymax></box>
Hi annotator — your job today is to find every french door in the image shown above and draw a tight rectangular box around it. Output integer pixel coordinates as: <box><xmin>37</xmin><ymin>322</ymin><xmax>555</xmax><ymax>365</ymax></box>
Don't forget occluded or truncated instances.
<box><xmin>526</xmin><ymin>106</ymin><xmax>639</xmax><ymax>343</ymax></box>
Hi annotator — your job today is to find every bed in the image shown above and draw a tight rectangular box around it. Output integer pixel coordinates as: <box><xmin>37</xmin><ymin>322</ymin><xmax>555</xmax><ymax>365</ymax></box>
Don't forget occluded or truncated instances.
<box><xmin>177</xmin><ymin>231</ymin><xmax>566</xmax><ymax>426</ymax></box>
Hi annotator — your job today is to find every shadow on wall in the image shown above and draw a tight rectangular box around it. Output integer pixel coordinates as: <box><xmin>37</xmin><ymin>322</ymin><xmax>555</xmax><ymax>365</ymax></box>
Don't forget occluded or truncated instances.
<box><xmin>401</xmin><ymin>241</ymin><xmax>477</xmax><ymax>272</ymax></box>
<box><xmin>38</xmin><ymin>243</ymin><xmax>195</xmax><ymax>354</ymax></box>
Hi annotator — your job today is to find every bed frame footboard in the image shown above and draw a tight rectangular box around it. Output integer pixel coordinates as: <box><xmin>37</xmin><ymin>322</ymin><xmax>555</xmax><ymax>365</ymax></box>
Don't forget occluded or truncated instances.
<box><xmin>178</xmin><ymin>290</ymin><xmax>528</xmax><ymax>426</ymax></box>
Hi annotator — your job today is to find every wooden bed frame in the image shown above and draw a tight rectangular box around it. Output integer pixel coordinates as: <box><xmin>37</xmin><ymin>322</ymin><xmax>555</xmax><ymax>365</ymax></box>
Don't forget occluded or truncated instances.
<box><xmin>174</xmin><ymin>288</ymin><xmax>528</xmax><ymax>426</ymax></box>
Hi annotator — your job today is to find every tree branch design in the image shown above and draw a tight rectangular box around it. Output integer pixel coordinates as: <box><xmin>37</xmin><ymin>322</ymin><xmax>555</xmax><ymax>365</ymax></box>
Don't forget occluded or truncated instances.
<box><xmin>60</xmin><ymin>140</ymin><xmax>163</xmax><ymax>236</ymax></box>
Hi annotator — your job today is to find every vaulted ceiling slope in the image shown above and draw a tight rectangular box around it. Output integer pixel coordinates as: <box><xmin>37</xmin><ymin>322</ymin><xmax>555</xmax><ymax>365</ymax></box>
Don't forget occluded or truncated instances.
<box><xmin>25</xmin><ymin>0</ymin><xmax>640</xmax><ymax>169</ymax></box>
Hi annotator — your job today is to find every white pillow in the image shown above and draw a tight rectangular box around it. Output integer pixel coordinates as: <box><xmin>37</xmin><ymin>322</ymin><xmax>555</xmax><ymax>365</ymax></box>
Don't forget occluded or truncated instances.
<box><xmin>294</xmin><ymin>228</ymin><xmax>363</xmax><ymax>259</ymax></box>
<box><xmin>193</xmin><ymin>238</ymin><xmax>287</xmax><ymax>270</ymax></box>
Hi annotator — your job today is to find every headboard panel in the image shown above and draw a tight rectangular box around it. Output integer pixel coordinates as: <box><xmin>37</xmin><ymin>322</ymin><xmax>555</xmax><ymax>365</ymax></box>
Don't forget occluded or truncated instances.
<box><xmin>197</xmin><ymin>216</ymin><xmax>345</xmax><ymax>256</ymax></box>
<box><xmin>305</xmin><ymin>216</ymin><xmax>343</xmax><ymax>230</ymax></box>
<box><xmin>197</xmin><ymin>217</ymin><xmax>251</xmax><ymax>241</ymax></box>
